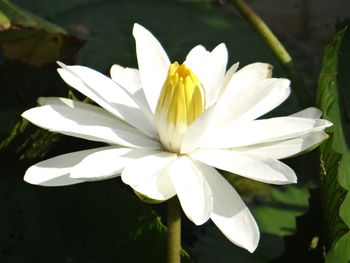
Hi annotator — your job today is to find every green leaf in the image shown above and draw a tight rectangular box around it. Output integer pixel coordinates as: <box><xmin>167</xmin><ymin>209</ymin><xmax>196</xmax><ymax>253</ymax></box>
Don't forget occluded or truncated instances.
<box><xmin>0</xmin><ymin>0</ymin><xmax>83</xmax><ymax>147</ymax></box>
<box><xmin>316</xmin><ymin>25</ymin><xmax>350</xmax><ymax>261</ymax></box>
<box><xmin>320</xmin><ymin>136</ymin><xmax>348</xmax><ymax>247</ymax></box>
<box><xmin>0</xmin><ymin>0</ymin><xmax>84</xmax><ymax>66</ymax></box>
<box><xmin>0</xmin><ymin>0</ymin><xmax>65</xmax><ymax>32</ymax></box>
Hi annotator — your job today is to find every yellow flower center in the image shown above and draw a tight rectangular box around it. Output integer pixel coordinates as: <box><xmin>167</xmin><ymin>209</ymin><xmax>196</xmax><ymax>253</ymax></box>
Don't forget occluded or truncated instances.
<box><xmin>155</xmin><ymin>62</ymin><xmax>205</xmax><ymax>153</ymax></box>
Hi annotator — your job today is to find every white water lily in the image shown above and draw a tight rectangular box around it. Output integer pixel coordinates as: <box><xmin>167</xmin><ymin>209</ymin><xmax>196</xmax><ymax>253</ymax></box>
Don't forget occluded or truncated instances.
<box><xmin>22</xmin><ymin>23</ymin><xmax>332</xmax><ymax>253</ymax></box>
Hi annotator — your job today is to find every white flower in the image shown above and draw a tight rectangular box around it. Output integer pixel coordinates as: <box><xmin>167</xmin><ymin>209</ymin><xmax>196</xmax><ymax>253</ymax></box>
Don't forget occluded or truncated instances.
<box><xmin>22</xmin><ymin>23</ymin><xmax>332</xmax><ymax>252</ymax></box>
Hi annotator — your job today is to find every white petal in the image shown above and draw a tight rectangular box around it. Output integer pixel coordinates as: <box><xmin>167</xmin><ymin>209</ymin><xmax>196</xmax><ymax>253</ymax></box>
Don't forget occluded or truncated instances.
<box><xmin>221</xmin><ymin>62</ymin><xmax>273</xmax><ymax>100</ymax></box>
<box><xmin>121</xmin><ymin>150</ymin><xmax>177</xmax><ymax>186</ymax></box>
<box><xmin>133</xmin><ymin>23</ymin><xmax>171</xmax><ymax>113</ymax></box>
<box><xmin>190</xmin><ymin>149</ymin><xmax>297</xmax><ymax>184</ymax></box>
<box><xmin>38</xmin><ymin>97</ymin><xmax>115</xmax><ymax>117</ymax></box>
<box><xmin>109</xmin><ymin>65</ymin><xmax>151</xmax><ymax>114</ymax></box>
<box><xmin>196</xmin><ymin>162</ymin><xmax>259</xmax><ymax>252</ymax></box>
<box><xmin>185</xmin><ymin>44</ymin><xmax>228</xmax><ymax>107</ymax></box>
<box><xmin>133</xmin><ymin>167</ymin><xmax>176</xmax><ymax>201</ymax></box>
<box><xmin>219</xmin><ymin>62</ymin><xmax>239</xmax><ymax>96</ymax></box>
<box><xmin>211</xmin><ymin>78</ymin><xmax>290</xmax><ymax>125</ymax></box>
<box><xmin>71</xmin><ymin>147</ymin><xmax>145</xmax><ymax>180</ymax></box>
<box><xmin>182</xmin><ymin>66</ymin><xmax>281</xmax><ymax>153</ymax></box>
<box><xmin>180</xmin><ymin>104</ymin><xmax>217</xmax><ymax>154</ymax></box>
<box><xmin>57</xmin><ymin>62</ymin><xmax>157</xmax><ymax>138</ymax></box>
<box><xmin>184</xmin><ymin>45</ymin><xmax>210</xmax><ymax>70</ymax></box>
<box><xmin>233</xmin><ymin>131</ymin><xmax>328</xmax><ymax>159</ymax></box>
<box><xmin>22</xmin><ymin>102</ymin><xmax>160</xmax><ymax>149</ymax></box>
<box><xmin>200</xmin><ymin>116</ymin><xmax>332</xmax><ymax>149</ymax></box>
<box><xmin>290</xmin><ymin>107</ymin><xmax>322</xmax><ymax>118</ymax></box>
<box><xmin>169</xmin><ymin>157</ymin><xmax>213</xmax><ymax>225</ymax></box>
<box><xmin>39</xmin><ymin>97</ymin><xmax>74</xmax><ymax>106</ymax></box>
<box><xmin>110</xmin><ymin>65</ymin><xmax>141</xmax><ymax>93</ymax></box>
<box><xmin>24</xmin><ymin>147</ymin><xmax>112</xmax><ymax>186</ymax></box>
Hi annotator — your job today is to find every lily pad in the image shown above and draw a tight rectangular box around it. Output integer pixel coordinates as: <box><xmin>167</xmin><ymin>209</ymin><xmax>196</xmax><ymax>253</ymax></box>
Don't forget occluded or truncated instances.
<box><xmin>316</xmin><ymin>25</ymin><xmax>350</xmax><ymax>262</ymax></box>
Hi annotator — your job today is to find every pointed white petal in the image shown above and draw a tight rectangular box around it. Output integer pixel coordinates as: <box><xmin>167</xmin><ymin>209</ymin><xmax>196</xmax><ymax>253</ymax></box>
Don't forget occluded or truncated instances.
<box><xmin>184</xmin><ymin>45</ymin><xmax>210</xmax><ymax>70</ymax></box>
<box><xmin>22</xmin><ymin>103</ymin><xmax>160</xmax><ymax>149</ymax></box>
<box><xmin>233</xmin><ymin>131</ymin><xmax>328</xmax><ymax>159</ymax></box>
<box><xmin>37</xmin><ymin>97</ymin><xmax>115</xmax><ymax>117</ymax></box>
<box><xmin>200</xmin><ymin>116</ymin><xmax>332</xmax><ymax>149</ymax></box>
<box><xmin>195</xmin><ymin>162</ymin><xmax>259</xmax><ymax>252</ymax></box>
<box><xmin>180</xmin><ymin>104</ymin><xmax>216</xmax><ymax>154</ymax></box>
<box><xmin>190</xmin><ymin>149</ymin><xmax>297</xmax><ymax>184</ymax></box>
<box><xmin>133</xmin><ymin>23</ymin><xmax>171</xmax><ymax>113</ymax></box>
<box><xmin>221</xmin><ymin>62</ymin><xmax>273</xmax><ymax>100</ymax></box>
<box><xmin>169</xmin><ymin>157</ymin><xmax>213</xmax><ymax>225</ymax></box>
<box><xmin>24</xmin><ymin>147</ymin><xmax>112</xmax><ymax>186</ymax></box>
<box><xmin>290</xmin><ymin>107</ymin><xmax>322</xmax><ymax>118</ymax></box>
<box><xmin>71</xmin><ymin>147</ymin><xmax>144</xmax><ymax>180</ymax></box>
<box><xmin>121</xmin><ymin>150</ymin><xmax>177</xmax><ymax>186</ymax></box>
<box><xmin>109</xmin><ymin>64</ymin><xmax>152</xmax><ymax>114</ymax></box>
<box><xmin>182</xmin><ymin>73</ymin><xmax>288</xmax><ymax>154</ymax></box>
<box><xmin>219</xmin><ymin>62</ymin><xmax>239</xmax><ymax>95</ymax></box>
<box><xmin>185</xmin><ymin>44</ymin><xmax>228</xmax><ymax>107</ymax></box>
<box><xmin>110</xmin><ymin>65</ymin><xmax>141</xmax><ymax>93</ymax></box>
<box><xmin>133</xmin><ymin>167</ymin><xmax>176</xmax><ymax>201</ymax></box>
<box><xmin>57</xmin><ymin>62</ymin><xmax>157</xmax><ymax>138</ymax></box>
<box><xmin>211</xmin><ymin>78</ymin><xmax>290</xmax><ymax>125</ymax></box>
<box><xmin>39</xmin><ymin>97</ymin><xmax>74</xmax><ymax>106</ymax></box>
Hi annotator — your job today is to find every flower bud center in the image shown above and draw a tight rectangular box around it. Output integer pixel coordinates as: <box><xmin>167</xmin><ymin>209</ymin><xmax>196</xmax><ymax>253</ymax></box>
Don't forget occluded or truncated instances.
<box><xmin>155</xmin><ymin>62</ymin><xmax>205</xmax><ymax>153</ymax></box>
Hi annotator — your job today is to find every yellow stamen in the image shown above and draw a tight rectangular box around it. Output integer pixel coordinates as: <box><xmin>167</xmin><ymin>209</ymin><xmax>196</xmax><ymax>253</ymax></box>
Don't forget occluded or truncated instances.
<box><xmin>156</xmin><ymin>62</ymin><xmax>205</xmax><ymax>153</ymax></box>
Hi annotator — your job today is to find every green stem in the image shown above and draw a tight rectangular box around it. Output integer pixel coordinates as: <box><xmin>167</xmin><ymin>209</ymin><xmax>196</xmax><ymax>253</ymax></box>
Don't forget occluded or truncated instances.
<box><xmin>230</xmin><ymin>0</ymin><xmax>312</xmax><ymax>108</ymax></box>
<box><xmin>167</xmin><ymin>197</ymin><xmax>181</xmax><ymax>263</ymax></box>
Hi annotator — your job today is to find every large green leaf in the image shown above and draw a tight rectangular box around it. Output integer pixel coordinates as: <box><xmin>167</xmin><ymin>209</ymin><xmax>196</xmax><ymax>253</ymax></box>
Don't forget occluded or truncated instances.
<box><xmin>316</xmin><ymin>26</ymin><xmax>350</xmax><ymax>262</ymax></box>
<box><xmin>0</xmin><ymin>0</ymin><xmax>83</xmax><ymax>140</ymax></box>
<box><xmin>0</xmin><ymin>0</ymin><xmax>84</xmax><ymax>66</ymax></box>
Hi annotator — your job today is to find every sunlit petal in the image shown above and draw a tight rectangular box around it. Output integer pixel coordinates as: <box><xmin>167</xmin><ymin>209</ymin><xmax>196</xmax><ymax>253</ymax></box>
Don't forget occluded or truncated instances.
<box><xmin>110</xmin><ymin>64</ymin><xmax>151</xmax><ymax>114</ymax></box>
<box><xmin>133</xmin><ymin>167</ymin><xmax>176</xmax><ymax>201</ymax></box>
<box><xmin>190</xmin><ymin>149</ymin><xmax>297</xmax><ymax>184</ymax></box>
<box><xmin>169</xmin><ymin>157</ymin><xmax>213</xmax><ymax>225</ymax></box>
<box><xmin>221</xmin><ymin>62</ymin><xmax>273</xmax><ymax>99</ymax></box>
<box><xmin>290</xmin><ymin>107</ymin><xmax>322</xmax><ymax>118</ymax></box>
<box><xmin>71</xmin><ymin>147</ymin><xmax>148</xmax><ymax>180</ymax></box>
<box><xmin>24</xmin><ymin>147</ymin><xmax>113</xmax><ymax>186</ymax></box>
<box><xmin>133</xmin><ymin>23</ymin><xmax>170</xmax><ymax>113</ymax></box>
<box><xmin>199</xmin><ymin>116</ymin><xmax>332</xmax><ymax>149</ymax></box>
<box><xmin>219</xmin><ymin>62</ymin><xmax>239</xmax><ymax>96</ymax></box>
<box><xmin>22</xmin><ymin>102</ymin><xmax>160</xmax><ymax>149</ymax></box>
<box><xmin>196</xmin><ymin>161</ymin><xmax>259</xmax><ymax>252</ymax></box>
<box><xmin>185</xmin><ymin>43</ymin><xmax>228</xmax><ymax>107</ymax></box>
<box><xmin>57</xmin><ymin>62</ymin><xmax>157</xmax><ymax>138</ymax></box>
<box><xmin>212</xmin><ymin>78</ymin><xmax>291</xmax><ymax>125</ymax></box>
<box><xmin>232</xmin><ymin>131</ymin><xmax>327</xmax><ymax>159</ymax></box>
<box><xmin>121</xmin><ymin>151</ymin><xmax>177</xmax><ymax>186</ymax></box>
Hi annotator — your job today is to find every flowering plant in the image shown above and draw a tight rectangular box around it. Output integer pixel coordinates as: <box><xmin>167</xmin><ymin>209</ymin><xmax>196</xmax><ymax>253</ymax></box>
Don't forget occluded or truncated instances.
<box><xmin>22</xmin><ymin>23</ymin><xmax>331</xmax><ymax>255</ymax></box>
